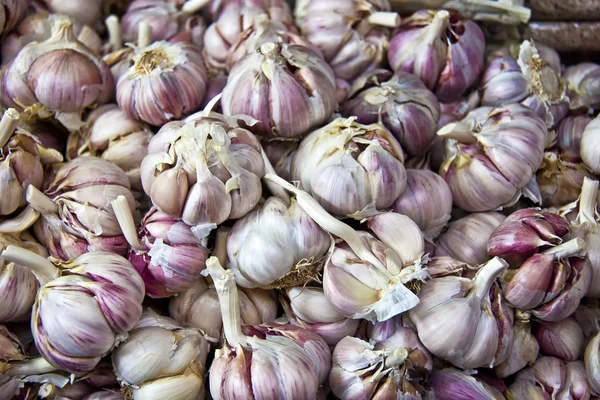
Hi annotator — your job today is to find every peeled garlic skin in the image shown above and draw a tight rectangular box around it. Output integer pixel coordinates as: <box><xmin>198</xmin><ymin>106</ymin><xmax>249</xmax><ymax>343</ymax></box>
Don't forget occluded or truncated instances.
<box><xmin>581</xmin><ymin>115</ymin><xmax>600</xmax><ymax>174</ymax></box>
<box><xmin>534</xmin><ymin>318</ymin><xmax>584</xmax><ymax>361</ymax></box>
<box><xmin>430</xmin><ymin>368</ymin><xmax>505</xmax><ymax>400</ymax></box>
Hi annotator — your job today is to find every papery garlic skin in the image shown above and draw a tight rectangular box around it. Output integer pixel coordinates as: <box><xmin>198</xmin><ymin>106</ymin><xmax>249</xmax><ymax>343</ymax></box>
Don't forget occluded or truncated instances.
<box><xmin>495</xmin><ymin>319</ymin><xmax>539</xmax><ymax>378</ymax></box>
<box><xmin>117</xmin><ymin>41</ymin><xmax>208</xmax><ymax>127</ymax></box>
<box><xmin>388</xmin><ymin>9</ymin><xmax>485</xmax><ymax>102</ymax></box>
<box><xmin>227</xmin><ymin>196</ymin><xmax>330</xmax><ymax>289</ymax></box>
<box><xmin>436</xmin><ymin>212</ymin><xmax>505</xmax><ymax>265</ymax></box>
<box><xmin>0</xmin><ymin>324</ymin><xmax>26</xmax><ymax>400</ymax></box>
<box><xmin>534</xmin><ymin>318</ymin><xmax>584</xmax><ymax>361</ymax></box>
<box><xmin>564</xmin><ymin>62</ymin><xmax>600</xmax><ymax>111</ymax></box>
<box><xmin>1</xmin><ymin>18</ymin><xmax>113</xmax><ymax>115</ymax></box>
<box><xmin>342</xmin><ymin>69</ymin><xmax>441</xmax><ymax>158</ymax></box>
<box><xmin>537</xmin><ymin>151</ymin><xmax>591</xmax><ymax>208</ymax></box>
<box><xmin>438</xmin><ymin>104</ymin><xmax>548</xmax><ymax>212</ymax></box>
<box><xmin>112</xmin><ymin>309</ymin><xmax>210</xmax><ymax>400</ymax></box>
<box><xmin>430</xmin><ymin>368</ymin><xmax>505</xmax><ymax>400</ymax></box>
<box><xmin>581</xmin><ymin>115</ymin><xmax>600</xmax><ymax>174</ymax></box>
<box><xmin>291</xmin><ymin>117</ymin><xmax>406</xmax><ymax>217</ymax></box>
<box><xmin>296</xmin><ymin>0</ymin><xmax>396</xmax><ymax>82</ymax></box>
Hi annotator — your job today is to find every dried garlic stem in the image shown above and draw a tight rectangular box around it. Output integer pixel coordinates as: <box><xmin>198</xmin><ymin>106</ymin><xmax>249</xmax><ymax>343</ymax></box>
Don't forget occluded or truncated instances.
<box><xmin>105</xmin><ymin>15</ymin><xmax>122</xmax><ymax>50</ymax></box>
<box><xmin>0</xmin><ymin>206</ymin><xmax>40</xmax><ymax>233</ymax></box>
<box><xmin>111</xmin><ymin>195</ymin><xmax>146</xmax><ymax>251</ymax></box>
<box><xmin>0</xmin><ymin>108</ymin><xmax>20</xmax><ymax>149</ymax></box>
<box><xmin>368</xmin><ymin>12</ymin><xmax>401</xmax><ymax>28</ymax></box>
<box><xmin>181</xmin><ymin>0</ymin><xmax>211</xmax><ymax>14</ymax></box>
<box><xmin>137</xmin><ymin>21</ymin><xmax>152</xmax><ymax>48</ymax></box>
<box><xmin>543</xmin><ymin>238</ymin><xmax>586</xmax><ymax>259</ymax></box>
<box><xmin>473</xmin><ymin>257</ymin><xmax>508</xmax><ymax>299</ymax></box>
<box><xmin>1</xmin><ymin>245</ymin><xmax>59</xmax><ymax>285</ymax></box>
<box><xmin>261</xmin><ymin>147</ymin><xmax>291</xmax><ymax>205</ymax></box>
<box><xmin>577</xmin><ymin>177</ymin><xmax>599</xmax><ymax>225</ymax></box>
<box><xmin>1</xmin><ymin>357</ymin><xmax>57</xmax><ymax>376</ymax></box>
<box><xmin>26</xmin><ymin>186</ymin><xmax>58</xmax><ymax>215</ymax></box>
<box><xmin>214</xmin><ymin>227</ymin><xmax>230</xmax><ymax>266</ymax></box>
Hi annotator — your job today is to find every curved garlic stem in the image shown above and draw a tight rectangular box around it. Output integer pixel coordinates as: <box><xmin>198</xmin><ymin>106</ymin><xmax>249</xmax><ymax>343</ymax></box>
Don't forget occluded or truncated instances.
<box><xmin>105</xmin><ymin>15</ymin><xmax>122</xmax><ymax>50</ymax></box>
<box><xmin>50</xmin><ymin>18</ymin><xmax>77</xmax><ymax>42</ymax></box>
<box><xmin>201</xmin><ymin>93</ymin><xmax>222</xmax><ymax>118</ymax></box>
<box><xmin>111</xmin><ymin>196</ymin><xmax>146</xmax><ymax>252</ymax></box>
<box><xmin>0</xmin><ymin>108</ymin><xmax>20</xmax><ymax>149</ymax></box>
<box><xmin>473</xmin><ymin>257</ymin><xmax>508</xmax><ymax>299</ymax></box>
<box><xmin>577</xmin><ymin>177</ymin><xmax>599</xmax><ymax>226</ymax></box>
<box><xmin>384</xmin><ymin>348</ymin><xmax>408</xmax><ymax>368</ymax></box>
<box><xmin>25</xmin><ymin>185</ymin><xmax>58</xmax><ymax>215</ymax></box>
<box><xmin>367</xmin><ymin>11</ymin><xmax>400</xmax><ymax>28</ymax></box>
<box><xmin>264</xmin><ymin>174</ymin><xmax>387</xmax><ymax>271</ymax></box>
<box><xmin>542</xmin><ymin>238</ymin><xmax>585</xmax><ymax>259</ymax></box>
<box><xmin>214</xmin><ymin>227</ymin><xmax>230</xmax><ymax>266</ymax></box>
<box><xmin>181</xmin><ymin>0</ymin><xmax>210</xmax><ymax>15</ymax></box>
<box><xmin>261</xmin><ymin>148</ymin><xmax>291</xmax><ymax>205</ymax></box>
<box><xmin>205</xmin><ymin>256</ymin><xmax>248</xmax><ymax>348</ymax></box>
<box><xmin>0</xmin><ymin>206</ymin><xmax>40</xmax><ymax>233</ymax></box>
<box><xmin>426</xmin><ymin>10</ymin><xmax>450</xmax><ymax>43</ymax></box>
<box><xmin>1</xmin><ymin>245</ymin><xmax>58</xmax><ymax>285</ymax></box>
<box><xmin>437</xmin><ymin>121</ymin><xmax>477</xmax><ymax>144</ymax></box>
<box><xmin>137</xmin><ymin>21</ymin><xmax>152</xmax><ymax>48</ymax></box>
<box><xmin>1</xmin><ymin>357</ymin><xmax>57</xmax><ymax>376</ymax></box>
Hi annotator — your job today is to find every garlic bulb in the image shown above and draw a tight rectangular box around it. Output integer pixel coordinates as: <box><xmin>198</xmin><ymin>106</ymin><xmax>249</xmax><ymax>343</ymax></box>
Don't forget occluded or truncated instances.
<box><xmin>341</xmin><ymin>69</ymin><xmax>441</xmax><ymax>158</ymax></box>
<box><xmin>392</xmin><ymin>168</ymin><xmax>452</xmax><ymax>240</ymax></box>
<box><xmin>40</xmin><ymin>0</ymin><xmax>102</xmax><ymax>27</ymax></box>
<box><xmin>291</xmin><ymin>117</ymin><xmax>406</xmax><ymax>218</ymax></box>
<box><xmin>564</xmin><ymin>63</ymin><xmax>600</xmax><ymax>111</ymax></box>
<box><xmin>0</xmin><ymin>108</ymin><xmax>63</xmax><ymax>226</ymax></box>
<box><xmin>222</xmin><ymin>41</ymin><xmax>337</xmax><ymax>138</ymax></box>
<box><xmin>581</xmin><ymin>115</ymin><xmax>600</xmax><ymax>174</ymax></box>
<box><xmin>430</xmin><ymin>368</ymin><xmax>506</xmax><ymax>400</ymax></box>
<box><xmin>283</xmin><ymin>286</ymin><xmax>359</xmax><ymax>346</ymax></box>
<box><xmin>261</xmin><ymin>139</ymin><xmax>297</xmax><ymax>180</ymax></box>
<box><xmin>121</xmin><ymin>0</ymin><xmax>206</xmax><ymax>47</ymax></box>
<box><xmin>437</xmin><ymin>90</ymin><xmax>481</xmax><ymax>129</ymax></box>
<box><xmin>205</xmin><ymin>256</ymin><xmax>331</xmax><ymax>399</ymax></box>
<box><xmin>586</xmin><ymin>331</ymin><xmax>600</xmax><ymax>394</ymax></box>
<box><xmin>116</xmin><ymin>40</ymin><xmax>208</xmax><ymax>126</ymax></box>
<box><xmin>537</xmin><ymin>152</ymin><xmax>591</xmax><ymax>208</ymax></box>
<box><xmin>169</xmin><ymin>276</ymin><xmax>278</xmax><ymax>340</ymax></box>
<box><xmin>329</xmin><ymin>327</ymin><xmax>432</xmax><ymax>399</ymax></box>
<box><xmin>0</xmin><ymin>232</ymin><xmax>45</xmax><ymax>323</ymax></box>
<box><xmin>409</xmin><ymin>257</ymin><xmax>514</xmax><ymax>368</ymax></box>
<box><xmin>489</xmin><ymin>208</ymin><xmax>591</xmax><ymax>321</ymax></box>
<box><xmin>388</xmin><ymin>9</ymin><xmax>485</xmax><ymax>102</ymax></box>
<box><xmin>0</xmin><ymin>0</ymin><xmax>29</xmax><ymax>37</ymax></box>
<box><xmin>511</xmin><ymin>357</ymin><xmax>590</xmax><ymax>399</ymax></box>
<box><xmin>436</xmin><ymin>212</ymin><xmax>506</xmax><ymax>265</ymax></box>
<box><xmin>66</xmin><ymin>104</ymin><xmax>153</xmax><ymax>194</ymax></box>
<box><xmin>481</xmin><ymin>40</ymin><xmax>569</xmax><ymax>128</ymax></box>
<box><xmin>534</xmin><ymin>318</ymin><xmax>584</xmax><ymax>361</ymax></box>
<box><xmin>82</xmin><ymin>391</ymin><xmax>124</xmax><ymax>400</ymax></box>
<box><xmin>557</xmin><ymin>114</ymin><xmax>592</xmax><ymax>163</ymax></box>
<box><xmin>438</xmin><ymin>104</ymin><xmax>548</xmax><ymax>212</ymax></box>
<box><xmin>495</xmin><ymin>317</ymin><xmax>539</xmax><ymax>378</ymax></box>
<box><xmin>1</xmin><ymin>18</ymin><xmax>113</xmax><ymax>116</ymax></box>
<box><xmin>227</xmin><ymin>196</ymin><xmax>330</xmax><ymax>289</ymax></box>
<box><xmin>112</xmin><ymin>308</ymin><xmax>210</xmax><ymax>400</ymax></box>
<box><xmin>296</xmin><ymin>0</ymin><xmax>398</xmax><ymax>82</ymax></box>
<box><xmin>0</xmin><ymin>247</ymin><xmax>145</xmax><ymax>374</ymax></box>
<box><xmin>141</xmin><ymin>112</ymin><xmax>264</xmax><ymax>229</ymax></box>
<box><xmin>2</xmin><ymin>12</ymin><xmax>102</xmax><ymax>61</ymax></box>
<box><xmin>30</xmin><ymin>157</ymin><xmax>135</xmax><ymax>261</ymax></box>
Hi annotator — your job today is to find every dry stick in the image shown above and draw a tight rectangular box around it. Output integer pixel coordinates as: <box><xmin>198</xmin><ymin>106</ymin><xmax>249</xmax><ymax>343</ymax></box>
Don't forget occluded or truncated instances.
<box><xmin>213</xmin><ymin>227</ymin><xmax>231</xmax><ymax>266</ymax></box>
<box><xmin>0</xmin><ymin>206</ymin><xmax>40</xmax><ymax>233</ymax></box>
<box><xmin>1</xmin><ymin>245</ymin><xmax>59</xmax><ymax>286</ymax></box>
<box><xmin>105</xmin><ymin>15</ymin><xmax>122</xmax><ymax>50</ymax></box>
<box><xmin>26</xmin><ymin>185</ymin><xmax>58</xmax><ymax>215</ymax></box>
<box><xmin>111</xmin><ymin>195</ymin><xmax>146</xmax><ymax>251</ymax></box>
<box><xmin>368</xmin><ymin>11</ymin><xmax>401</xmax><ymax>28</ymax></box>
<box><xmin>0</xmin><ymin>109</ymin><xmax>20</xmax><ymax>149</ymax></box>
<box><xmin>137</xmin><ymin>21</ymin><xmax>152</xmax><ymax>48</ymax></box>
<box><xmin>542</xmin><ymin>238</ymin><xmax>586</xmax><ymax>259</ymax></box>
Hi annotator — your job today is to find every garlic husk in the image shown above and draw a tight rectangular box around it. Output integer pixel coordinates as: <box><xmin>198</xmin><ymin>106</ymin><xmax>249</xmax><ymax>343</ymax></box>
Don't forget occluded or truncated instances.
<box><xmin>388</xmin><ymin>9</ymin><xmax>485</xmax><ymax>102</ymax></box>
<box><xmin>222</xmin><ymin>41</ymin><xmax>337</xmax><ymax>138</ymax></box>
<box><xmin>342</xmin><ymin>69</ymin><xmax>441</xmax><ymax>158</ymax></box>
<box><xmin>556</xmin><ymin>114</ymin><xmax>592</xmax><ymax>163</ymax></box>
<box><xmin>424</xmin><ymin>256</ymin><xmax>476</xmax><ymax>278</ymax></box>
<box><xmin>409</xmin><ymin>257</ymin><xmax>513</xmax><ymax>368</ymax></box>
<box><xmin>430</xmin><ymin>368</ymin><xmax>505</xmax><ymax>400</ymax></box>
<box><xmin>392</xmin><ymin>168</ymin><xmax>452</xmax><ymax>240</ymax></box>
<box><xmin>329</xmin><ymin>327</ymin><xmax>432</xmax><ymax>400</ymax></box>
<box><xmin>495</xmin><ymin>318</ymin><xmax>539</xmax><ymax>378</ymax></box>
<box><xmin>112</xmin><ymin>308</ymin><xmax>210</xmax><ymax>400</ymax></box>
<box><xmin>481</xmin><ymin>40</ymin><xmax>568</xmax><ymax>128</ymax></box>
<box><xmin>117</xmin><ymin>40</ymin><xmax>208</xmax><ymax>126</ymax></box>
<box><xmin>0</xmin><ymin>0</ymin><xmax>30</xmax><ymax>37</ymax></box>
<box><xmin>205</xmin><ymin>256</ymin><xmax>330</xmax><ymax>399</ymax></box>
<box><xmin>141</xmin><ymin>113</ymin><xmax>264</xmax><ymax>228</ymax></box>
<box><xmin>537</xmin><ymin>151</ymin><xmax>591</xmax><ymax>208</ymax></box>
<box><xmin>0</xmin><ymin>248</ymin><xmax>145</xmax><ymax>374</ymax></box>
<box><xmin>438</xmin><ymin>104</ymin><xmax>548</xmax><ymax>212</ymax></box>
<box><xmin>580</xmin><ymin>115</ymin><xmax>600</xmax><ymax>174</ymax></box>
<box><xmin>291</xmin><ymin>117</ymin><xmax>406</xmax><ymax>218</ymax></box>
<box><xmin>1</xmin><ymin>17</ymin><xmax>113</xmax><ymax>115</ymax></box>
<box><xmin>261</xmin><ymin>139</ymin><xmax>297</xmax><ymax>180</ymax></box>
<box><xmin>564</xmin><ymin>62</ymin><xmax>600</xmax><ymax>111</ymax></box>
<box><xmin>296</xmin><ymin>0</ymin><xmax>397</xmax><ymax>82</ymax></box>
<box><xmin>227</xmin><ymin>196</ymin><xmax>330</xmax><ymax>289</ymax></box>
<box><xmin>31</xmin><ymin>157</ymin><xmax>135</xmax><ymax>261</ymax></box>
<box><xmin>534</xmin><ymin>317</ymin><xmax>584</xmax><ymax>361</ymax></box>
<box><xmin>169</xmin><ymin>276</ymin><xmax>278</xmax><ymax>340</ymax></box>
<box><xmin>435</xmin><ymin>212</ymin><xmax>506</xmax><ymax>265</ymax></box>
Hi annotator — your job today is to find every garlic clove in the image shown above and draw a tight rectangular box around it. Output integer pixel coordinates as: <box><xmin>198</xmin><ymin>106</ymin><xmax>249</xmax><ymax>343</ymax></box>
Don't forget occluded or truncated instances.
<box><xmin>487</xmin><ymin>221</ymin><xmax>553</xmax><ymax>264</ymax></box>
<box><xmin>430</xmin><ymin>368</ymin><xmax>505</xmax><ymax>400</ymax></box>
<box><xmin>585</xmin><ymin>331</ymin><xmax>600</xmax><ymax>395</ymax></box>
<box><xmin>150</xmin><ymin>167</ymin><xmax>189</xmax><ymax>218</ymax></box>
<box><xmin>495</xmin><ymin>320</ymin><xmax>539</xmax><ymax>378</ymax></box>
<box><xmin>534</xmin><ymin>318</ymin><xmax>584</xmax><ymax>361</ymax></box>
<box><xmin>367</xmin><ymin>212</ymin><xmax>424</xmax><ymax>268</ymax></box>
<box><xmin>504</xmin><ymin>253</ymin><xmax>556</xmax><ymax>309</ymax></box>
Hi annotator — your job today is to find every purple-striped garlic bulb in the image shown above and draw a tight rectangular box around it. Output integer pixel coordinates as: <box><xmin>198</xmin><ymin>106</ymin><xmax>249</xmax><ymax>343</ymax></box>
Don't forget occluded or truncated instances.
<box><xmin>341</xmin><ymin>69</ymin><xmax>440</xmax><ymax>158</ymax></box>
<box><xmin>438</xmin><ymin>104</ymin><xmax>548</xmax><ymax>212</ymax></box>
<box><xmin>141</xmin><ymin>112</ymin><xmax>264</xmax><ymax>229</ymax></box>
<box><xmin>329</xmin><ymin>326</ymin><xmax>432</xmax><ymax>399</ymax></box>
<box><xmin>1</xmin><ymin>18</ymin><xmax>113</xmax><ymax>116</ymax></box>
<box><xmin>534</xmin><ymin>317</ymin><xmax>584</xmax><ymax>361</ymax></box>
<box><xmin>481</xmin><ymin>40</ymin><xmax>569</xmax><ymax>128</ymax></box>
<box><xmin>430</xmin><ymin>368</ymin><xmax>506</xmax><ymax>400</ymax></box>
<box><xmin>436</xmin><ymin>212</ymin><xmax>506</xmax><ymax>266</ymax></box>
<box><xmin>0</xmin><ymin>247</ymin><xmax>145</xmax><ymax>374</ymax></box>
<box><xmin>489</xmin><ymin>208</ymin><xmax>591</xmax><ymax>321</ymax></box>
<box><xmin>205</xmin><ymin>256</ymin><xmax>331</xmax><ymax>399</ymax></box>
<box><xmin>112</xmin><ymin>308</ymin><xmax>210</xmax><ymax>400</ymax></box>
<box><xmin>437</xmin><ymin>90</ymin><xmax>480</xmax><ymax>129</ymax></box>
<box><xmin>564</xmin><ymin>62</ymin><xmax>600</xmax><ymax>111</ymax></box>
<box><xmin>581</xmin><ymin>114</ymin><xmax>600</xmax><ymax>174</ymax></box>
<box><xmin>388</xmin><ymin>9</ymin><xmax>485</xmax><ymax>102</ymax></box>
<box><xmin>295</xmin><ymin>0</ymin><xmax>398</xmax><ymax>83</ymax></box>
<box><xmin>116</xmin><ymin>40</ymin><xmax>208</xmax><ymax>126</ymax></box>
<box><xmin>222</xmin><ymin>41</ymin><xmax>337</xmax><ymax>138</ymax></box>
<box><xmin>30</xmin><ymin>157</ymin><xmax>135</xmax><ymax>261</ymax></box>
<box><xmin>290</xmin><ymin>117</ymin><xmax>406</xmax><ymax>218</ymax></box>
<box><xmin>391</xmin><ymin>168</ymin><xmax>452</xmax><ymax>240</ymax></box>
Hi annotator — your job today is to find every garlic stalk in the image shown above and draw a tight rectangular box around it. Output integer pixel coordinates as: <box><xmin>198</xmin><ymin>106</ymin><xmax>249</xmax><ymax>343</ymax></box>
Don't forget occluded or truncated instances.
<box><xmin>581</xmin><ymin>114</ymin><xmax>600</xmax><ymax>174</ymax></box>
<box><xmin>564</xmin><ymin>63</ymin><xmax>600</xmax><ymax>111</ymax></box>
<box><xmin>534</xmin><ymin>317</ymin><xmax>584</xmax><ymax>361</ymax></box>
<box><xmin>0</xmin><ymin>247</ymin><xmax>145</xmax><ymax>374</ymax></box>
<box><xmin>205</xmin><ymin>256</ymin><xmax>331</xmax><ymax>399</ymax></box>
<box><xmin>430</xmin><ymin>368</ymin><xmax>506</xmax><ymax>400</ymax></box>
<box><xmin>409</xmin><ymin>257</ymin><xmax>513</xmax><ymax>368</ymax></box>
